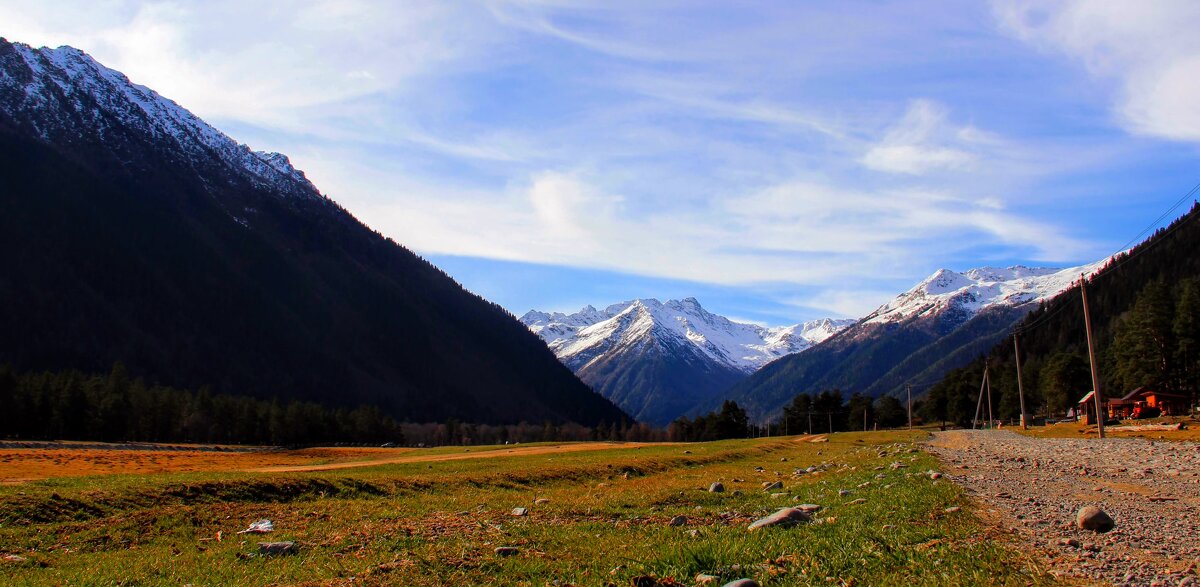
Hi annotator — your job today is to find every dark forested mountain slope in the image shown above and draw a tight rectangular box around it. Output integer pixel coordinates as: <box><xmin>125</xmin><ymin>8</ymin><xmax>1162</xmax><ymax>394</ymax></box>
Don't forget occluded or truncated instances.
<box><xmin>924</xmin><ymin>203</ymin><xmax>1200</xmax><ymax>424</ymax></box>
<box><xmin>0</xmin><ymin>39</ymin><xmax>627</xmax><ymax>426</ymax></box>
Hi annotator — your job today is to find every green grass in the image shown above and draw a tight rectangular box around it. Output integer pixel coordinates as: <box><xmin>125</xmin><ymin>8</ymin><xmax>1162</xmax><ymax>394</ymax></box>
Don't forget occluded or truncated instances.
<box><xmin>0</xmin><ymin>432</ymin><xmax>1058</xmax><ymax>586</ymax></box>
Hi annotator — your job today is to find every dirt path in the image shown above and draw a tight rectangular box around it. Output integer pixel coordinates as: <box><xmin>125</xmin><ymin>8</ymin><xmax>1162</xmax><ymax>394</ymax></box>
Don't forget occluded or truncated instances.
<box><xmin>926</xmin><ymin>430</ymin><xmax>1200</xmax><ymax>586</ymax></box>
<box><xmin>246</xmin><ymin>442</ymin><xmax>668</xmax><ymax>473</ymax></box>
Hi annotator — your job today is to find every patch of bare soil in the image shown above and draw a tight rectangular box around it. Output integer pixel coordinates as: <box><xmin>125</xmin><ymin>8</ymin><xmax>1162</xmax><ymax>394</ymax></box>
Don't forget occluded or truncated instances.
<box><xmin>926</xmin><ymin>430</ymin><xmax>1200</xmax><ymax>587</ymax></box>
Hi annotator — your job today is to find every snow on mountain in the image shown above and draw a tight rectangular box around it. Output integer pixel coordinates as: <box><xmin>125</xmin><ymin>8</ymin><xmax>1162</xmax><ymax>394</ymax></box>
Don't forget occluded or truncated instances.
<box><xmin>521</xmin><ymin>298</ymin><xmax>853</xmax><ymax>374</ymax></box>
<box><xmin>863</xmin><ymin>261</ymin><xmax>1110</xmax><ymax>325</ymax></box>
<box><xmin>0</xmin><ymin>41</ymin><xmax>319</xmax><ymax>199</ymax></box>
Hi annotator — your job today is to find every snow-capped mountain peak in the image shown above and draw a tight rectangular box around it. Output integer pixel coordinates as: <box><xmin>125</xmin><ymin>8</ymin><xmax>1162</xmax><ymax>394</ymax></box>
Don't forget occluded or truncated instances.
<box><xmin>520</xmin><ymin>298</ymin><xmax>853</xmax><ymax>373</ymax></box>
<box><xmin>864</xmin><ymin>261</ymin><xmax>1107</xmax><ymax>325</ymax></box>
<box><xmin>0</xmin><ymin>40</ymin><xmax>320</xmax><ymax>200</ymax></box>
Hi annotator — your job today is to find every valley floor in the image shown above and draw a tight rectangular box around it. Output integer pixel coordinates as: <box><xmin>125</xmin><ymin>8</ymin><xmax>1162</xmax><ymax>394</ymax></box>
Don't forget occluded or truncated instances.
<box><xmin>1</xmin><ymin>432</ymin><xmax>1056</xmax><ymax>586</ymax></box>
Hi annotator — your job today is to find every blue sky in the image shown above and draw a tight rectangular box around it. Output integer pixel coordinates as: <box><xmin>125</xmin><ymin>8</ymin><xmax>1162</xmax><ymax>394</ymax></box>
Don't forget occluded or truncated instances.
<box><xmin>5</xmin><ymin>1</ymin><xmax>1200</xmax><ymax>325</ymax></box>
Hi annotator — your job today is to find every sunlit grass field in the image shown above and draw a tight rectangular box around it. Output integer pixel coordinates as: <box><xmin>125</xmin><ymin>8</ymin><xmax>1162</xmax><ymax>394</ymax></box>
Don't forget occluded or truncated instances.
<box><xmin>0</xmin><ymin>432</ymin><xmax>1058</xmax><ymax>586</ymax></box>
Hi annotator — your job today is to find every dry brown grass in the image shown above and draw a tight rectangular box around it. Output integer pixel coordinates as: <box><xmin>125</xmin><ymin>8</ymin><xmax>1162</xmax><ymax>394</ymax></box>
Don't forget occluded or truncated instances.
<box><xmin>0</xmin><ymin>447</ymin><xmax>402</xmax><ymax>483</ymax></box>
<box><xmin>1015</xmin><ymin>419</ymin><xmax>1200</xmax><ymax>442</ymax></box>
<box><xmin>0</xmin><ymin>442</ymin><xmax>670</xmax><ymax>484</ymax></box>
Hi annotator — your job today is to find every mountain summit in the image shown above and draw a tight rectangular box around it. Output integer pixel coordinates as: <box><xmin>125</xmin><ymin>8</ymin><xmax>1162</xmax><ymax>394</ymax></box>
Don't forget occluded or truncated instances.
<box><xmin>0</xmin><ymin>39</ymin><xmax>628</xmax><ymax>426</ymax></box>
<box><xmin>521</xmin><ymin>299</ymin><xmax>852</xmax><ymax>424</ymax></box>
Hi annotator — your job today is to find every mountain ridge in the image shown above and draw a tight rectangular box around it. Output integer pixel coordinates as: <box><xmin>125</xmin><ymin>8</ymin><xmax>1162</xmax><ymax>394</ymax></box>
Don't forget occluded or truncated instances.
<box><xmin>521</xmin><ymin>298</ymin><xmax>852</xmax><ymax>424</ymax></box>
<box><xmin>713</xmin><ymin>259</ymin><xmax>1109</xmax><ymax>421</ymax></box>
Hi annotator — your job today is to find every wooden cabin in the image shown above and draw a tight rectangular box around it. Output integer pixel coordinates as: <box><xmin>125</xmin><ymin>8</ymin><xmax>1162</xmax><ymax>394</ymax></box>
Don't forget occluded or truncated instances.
<box><xmin>1075</xmin><ymin>390</ymin><xmax>1111</xmax><ymax>425</ymax></box>
<box><xmin>1109</xmin><ymin>387</ymin><xmax>1189</xmax><ymax>418</ymax></box>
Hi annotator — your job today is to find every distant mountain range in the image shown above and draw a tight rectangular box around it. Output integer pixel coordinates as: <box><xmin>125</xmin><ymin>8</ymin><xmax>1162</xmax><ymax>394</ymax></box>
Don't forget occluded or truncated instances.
<box><xmin>0</xmin><ymin>39</ymin><xmax>628</xmax><ymax>426</ymax></box>
<box><xmin>521</xmin><ymin>298</ymin><xmax>852</xmax><ymax>424</ymax></box>
<box><xmin>716</xmin><ymin>261</ymin><xmax>1109</xmax><ymax>421</ymax></box>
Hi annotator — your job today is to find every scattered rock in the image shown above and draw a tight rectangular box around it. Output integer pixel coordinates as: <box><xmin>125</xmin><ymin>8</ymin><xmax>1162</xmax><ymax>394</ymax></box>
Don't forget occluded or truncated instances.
<box><xmin>722</xmin><ymin>579</ymin><xmax>760</xmax><ymax>587</ymax></box>
<box><xmin>494</xmin><ymin>546</ymin><xmax>519</xmax><ymax>557</ymax></box>
<box><xmin>534</xmin><ymin>498</ymin><xmax>550</xmax><ymax>504</ymax></box>
<box><xmin>708</xmin><ymin>482</ymin><xmax>725</xmax><ymax>493</ymax></box>
<box><xmin>763</xmin><ymin>481</ymin><xmax>783</xmax><ymax>490</ymax></box>
<box><xmin>929</xmin><ymin>472</ymin><xmax>943</xmax><ymax>480</ymax></box>
<box><xmin>838</xmin><ymin>489</ymin><xmax>852</xmax><ymax>497</ymax></box>
<box><xmin>695</xmin><ymin>574</ymin><xmax>719</xmax><ymax>585</ymax></box>
<box><xmin>3</xmin><ymin>554</ymin><xmax>26</xmax><ymax>563</ymax></box>
<box><xmin>258</xmin><ymin>542</ymin><xmax>298</xmax><ymax>556</ymax></box>
<box><xmin>1075</xmin><ymin>506</ymin><xmax>1115</xmax><ymax>532</ymax></box>
<box><xmin>794</xmin><ymin>503</ymin><xmax>822</xmax><ymax>513</ymax></box>
<box><xmin>770</xmin><ymin>493</ymin><xmax>787</xmax><ymax>499</ymax></box>
<box><xmin>511</xmin><ymin>507</ymin><xmax>529</xmax><ymax>517</ymax></box>
<box><xmin>747</xmin><ymin>507</ymin><xmax>810</xmax><ymax>531</ymax></box>
<box><xmin>943</xmin><ymin>506</ymin><xmax>961</xmax><ymax>514</ymax></box>
<box><xmin>669</xmin><ymin>515</ymin><xmax>687</xmax><ymax>526</ymax></box>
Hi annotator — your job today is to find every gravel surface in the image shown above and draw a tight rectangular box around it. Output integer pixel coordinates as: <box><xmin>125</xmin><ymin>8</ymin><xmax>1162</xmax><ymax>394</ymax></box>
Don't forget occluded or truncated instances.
<box><xmin>926</xmin><ymin>430</ymin><xmax>1200</xmax><ymax>587</ymax></box>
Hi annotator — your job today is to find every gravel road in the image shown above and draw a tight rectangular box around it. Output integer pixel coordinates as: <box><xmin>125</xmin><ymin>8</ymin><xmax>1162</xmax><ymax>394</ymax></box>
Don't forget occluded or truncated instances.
<box><xmin>926</xmin><ymin>430</ymin><xmax>1200</xmax><ymax>587</ymax></box>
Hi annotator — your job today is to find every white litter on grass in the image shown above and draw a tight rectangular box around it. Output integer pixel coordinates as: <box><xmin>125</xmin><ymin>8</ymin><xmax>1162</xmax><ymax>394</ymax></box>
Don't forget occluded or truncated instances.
<box><xmin>237</xmin><ymin>519</ymin><xmax>274</xmax><ymax>534</ymax></box>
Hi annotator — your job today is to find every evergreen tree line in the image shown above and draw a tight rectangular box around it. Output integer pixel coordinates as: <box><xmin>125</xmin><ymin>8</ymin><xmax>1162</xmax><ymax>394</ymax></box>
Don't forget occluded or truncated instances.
<box><xmin>0</xmin><ymin>364</ymin><xmax>664</xmax><ymax>446</ymax></box>
<box><xmin>0</xmin><ymin>364</ymin><xmax>405</xmax><ymax>445</ymax></box>
<box><xmin>776</xmin><ymin>390</ymin><xmax>911</xmax><ymax>434</ymax></box>
<box><xmin>668</xmin><ymin>392</ymin><xmax>916</xmax><ymax>442</ymax></box>
<box><xmin>667</xmin><ymin>400</ymin><xmax>751</xmax><ymax>441</ymax></box>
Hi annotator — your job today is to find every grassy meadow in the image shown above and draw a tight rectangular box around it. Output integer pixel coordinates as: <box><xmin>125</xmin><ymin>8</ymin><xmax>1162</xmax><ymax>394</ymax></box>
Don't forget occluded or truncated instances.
<box><xmin>0</xmin><ymin>432</ymin><xmax>1058</xmax><ymax>586</ymax></box>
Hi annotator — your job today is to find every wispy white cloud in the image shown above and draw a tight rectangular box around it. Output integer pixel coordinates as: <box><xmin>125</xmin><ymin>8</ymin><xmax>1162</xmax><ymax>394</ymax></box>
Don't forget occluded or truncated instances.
<box><xmin>861</xmin><ymin>100</ymin><xmax>976</xmax><ymax>175</ymax></box>
<box><xmin>1</xmin><ymin>1</ymin><xmax>1170</xmax><ymax>321</ymax></box>
<box><xmin>994</xmin><ymin>0</ymin><xmax>1200</xmax><ymax>142</ymax></box>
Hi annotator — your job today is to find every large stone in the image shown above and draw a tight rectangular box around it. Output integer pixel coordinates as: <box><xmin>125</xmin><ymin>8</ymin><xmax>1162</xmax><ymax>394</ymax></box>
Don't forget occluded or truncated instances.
<box><xmin>793</xmin><ymin>503</ymin><xmax>822</xmax><ymax>513</ymax></box>
<box><xmin>722</xmin><ymin>580</ymin><xmax>760</xmax><ymax>587</ymax></box>
<box><xmin>511</xmin><ymin>507</ymin><xmax>529</xmax><ymax>516</ymax></box>
<box><xmin>258</xmin><ymin>541</ymin><xmax>298</xmax><ymax>556</ymax></box>
<box><xmin>1075</xmin><ymin>506</ymin><xmax>1115</xmax><ymax>532</ymax></box>
<box><xmin>708</xmin><ymin>482</ymin><xmax>725</xmax><ymax>493</ymax></box>
<box><xmin>494</xmin><ymin>546</ymin><xmax>519</xmax><ymax>557</ymax></box>
<box><xmin>747</xmin><ymin>507</ymin><xmax>810</xmax><ymax>531</ymax></box>
<box><xmin>669</xmin><ymin>515</ymin><xmax>687</xmax><ymax>526</ymax></box>
<box><xmin>762</xmin><ymin>481</ymin><xmax>783</xmax><ymax>490</ymax></box>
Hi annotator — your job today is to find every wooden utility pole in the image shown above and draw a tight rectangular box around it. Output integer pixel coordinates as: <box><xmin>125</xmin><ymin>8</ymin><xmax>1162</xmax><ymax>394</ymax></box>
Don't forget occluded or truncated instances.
<box><xmin>807</xmin><ymin>410</ymin><xmax>813</xmax><ymax>435</ymax></box>
<box><xmin>973</xmin><ymin>367</ymin><xmax>986</xmax><ymax>429</ymax></box>
<box><xmin>1014</xmin><ymin>333</ymin><xmax>1029</xmax><ymax>429</ymax></box>
<box><xmin>827</xmin><ymin>412</ymin><xmax>832</xmax><ymax>434</ymax></box>
<box><xmin>906</xmin><ymin>384</ymin><xmax>913</xmax><ymax>429</ymax></box>
<box><xmin>1080</xmin><ymin>274</ymin><xmax>1106</xmax><ymax>439</ymax></box>
<box><xmin>985</xmin><ymin>363</ymin><xmax>994</xmax><ymax>428</ymax></box>
<box><xmin>863</xmin><ymin>407</ymin><xmax>868</xmax><ymax>431</ymax></box>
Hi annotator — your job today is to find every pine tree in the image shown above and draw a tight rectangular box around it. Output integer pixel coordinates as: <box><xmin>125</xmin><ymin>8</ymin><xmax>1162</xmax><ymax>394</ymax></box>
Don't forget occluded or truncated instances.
<box><xmin>1112</xmin><ymin>280</ymin><xmax>1174</xmax><ymax>391</ymax></box>
<box><xmin>1039</xmin><ymin>352</ymin><xmax>1090</xmax><ymax>415</ymax></box>
<box><xmin>1173</xmin><ymin>278</ymin><xmax>1200</xmax><ymax>400</ymax></box>
<box><xmin>781</xmin><ymin>393</ymin><xmax>813</xmax><ymax>434</ymax></box>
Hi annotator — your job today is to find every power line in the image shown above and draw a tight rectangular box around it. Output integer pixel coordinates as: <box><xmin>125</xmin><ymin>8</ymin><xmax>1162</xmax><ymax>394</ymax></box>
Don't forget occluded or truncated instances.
<box><xmin>1013</xmin><ymin>182</ymin><xmax>1200</xmax><ymax>336</ymax></box>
